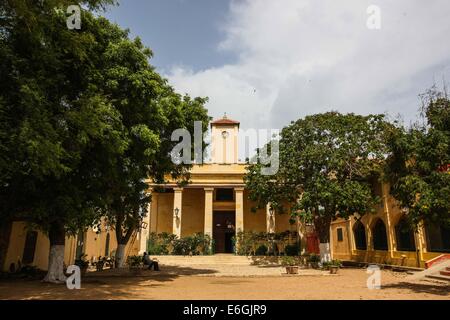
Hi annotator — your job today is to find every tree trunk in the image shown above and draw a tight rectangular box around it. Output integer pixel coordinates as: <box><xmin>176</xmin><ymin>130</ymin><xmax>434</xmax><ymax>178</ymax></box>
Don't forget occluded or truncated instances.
<box><xmin>0</xmin><ymin>220</ymin><xmax>12</xmax><ymax>272</ymax></box>
<box><xmin>43</xmin><ymin>223</ymin><xmax>67</xmax><ymax>283</ymax></box>
<box><xmin>315</xmin><ymin>215</ymin><xmax>332</xmax><ymax>263</ymax></box>
<box><xmin>114</xmin><ymin>216</ymin><xmax>135</xmax><ymax>268</ymax></box>
<box><xmin>115</xmin><ymin>244</ymin><xmax>126</xmax><ymax>268</ymax></box>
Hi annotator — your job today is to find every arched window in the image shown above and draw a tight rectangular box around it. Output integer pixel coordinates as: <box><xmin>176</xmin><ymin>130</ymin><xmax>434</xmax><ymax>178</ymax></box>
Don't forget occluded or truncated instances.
<box><xmin>372</xmin><ymin>219</ymin><xmax>388</xmax><ymax>251</ymax></box>
<box><xmin>75</xmin><ymin>230</ymin><xmax>85</xmax><ymax>260</ymax></box>
<box><xmin>353</xmin><ymin>221</ymin><xmax>367</xmax><ymax>250</ymax></box>
<box><xmin>104</xmin><ymin>233</ymin><xmax>110</xmax><ymax>257</ymax></box>
<box><xmin>22</xmin><ymin>231</ymin><xmax>38</xmax><ymax>264</ymax></box>
<box><xmin>395</xmin><ymin>217</ymin><xmax>415</xmax><ymax>251</ymax></box>
<box><xmin>426</xmin><ymin>223</ymin><xmax>450</xmax><ymax>253</ymax></box>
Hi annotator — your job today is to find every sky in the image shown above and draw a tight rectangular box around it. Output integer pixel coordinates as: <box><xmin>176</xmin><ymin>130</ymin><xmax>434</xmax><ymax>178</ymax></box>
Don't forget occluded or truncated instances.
<box><xmin>104</xmin><ymin>0</ymin><xmax>450</xmax><ymax>135</ymax></box>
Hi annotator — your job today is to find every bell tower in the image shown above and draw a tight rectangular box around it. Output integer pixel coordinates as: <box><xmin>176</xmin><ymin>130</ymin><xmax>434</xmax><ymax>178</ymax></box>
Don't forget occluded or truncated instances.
<box><xmin>210</xmin><ymin>113</ymin><xmax>240</xmax><ymax>164</ymax></box>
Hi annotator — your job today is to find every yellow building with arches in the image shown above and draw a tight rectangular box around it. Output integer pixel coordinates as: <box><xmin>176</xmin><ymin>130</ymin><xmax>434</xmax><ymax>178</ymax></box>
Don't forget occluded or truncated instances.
<box><xmin>1</xmin><ymin>115</ymin><xmax>449</xmax><ymax>272</ymax></box>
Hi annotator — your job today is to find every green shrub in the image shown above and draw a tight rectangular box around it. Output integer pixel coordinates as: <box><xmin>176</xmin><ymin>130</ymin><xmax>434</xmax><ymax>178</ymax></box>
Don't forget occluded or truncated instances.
<box><xmin>308</xmin><ymin>253</ymin><xmax>321</xmax><ymax>263</ymax></box>
<box><xmin>255</xmin><ymin>244</ymin><xmax>268</xmax><ymax>256</ymax></box>
<box><xmin>148</xmin><ymin>232</ymin><xmax>212</xmax><ymax>256</ymax></box>
<box><xmin>281</xmin><ymin>256</ymin><xmax>299</xmax><ymax>266</ymax></box>
<box><xmin>331</xmin><ymin>259</ymin><xmax>342</xmax><ymax>267</ymax></box>
<box><xmin>127</xmin><ymin>255</ymin><xmax>143</xmax><ymax>267</ymax></box>
<box><xmin>284</xmin><ymin>243</ymin><xmax>300</xmax><ymax>256</ymax></box>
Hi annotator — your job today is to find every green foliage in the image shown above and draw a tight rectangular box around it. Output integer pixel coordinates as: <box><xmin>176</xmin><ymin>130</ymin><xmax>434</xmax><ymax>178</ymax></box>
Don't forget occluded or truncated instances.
<box><xmin>126</xmin><ymin>255</ymin><xmax>143</xmax><ymax>267</ymax></box>
<box><xmin>233</xmin><ymin>230</ymin><xmax>297</xmax><ymax>256</ymax></box>
<box><xmin>0</xmin><ymin>0</ymin><xmax>210</xmax><ymax>263</ymax></box>
<box><xmin>147</xmin><ymin>232</ymin><xmax>212</xmax><ymax>256</ymax></box>
<box><xmin>284</xmin><ymin>243</ymin><xmax>300</xmax><ymax>256</ymax></box>
<box><xmin>386</xmin><ymin>87</ymin><xmax>450</xmax><ymax>227</ymax></box>
<box><xmin>308</xmin><ymin>253</ymin><xmax>321</xmax><ymax>263</ymax></box>
<box><xmin>245</xmin><ymin>112</ymin><xmax>391</xmax><ymax>242</ymax></box>
<box><xmin>322</xmin><ymin>259</ymin><xmax>342</xmax><ymax>270</ymax></box>
<box><xmin>280</xmin><ymin>256</ymin><xmax>299</xmax><ymax>266</ymax></box>
<box><xmin>255</xmin><ymin>244</ymin><xmax>268</xmax><ymax>256</ymax></box>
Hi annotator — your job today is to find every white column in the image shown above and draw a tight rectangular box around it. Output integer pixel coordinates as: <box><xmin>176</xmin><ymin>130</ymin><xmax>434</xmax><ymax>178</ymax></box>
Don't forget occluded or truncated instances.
<box><xmin>266</xmin><ymin>203</ymin><xmax>276</xmax><ymax>233</ymax></box>
<box><xmin>149</xmin><ymin>192</ymin><xmax>158</xmax><ymax>233</ymax></box>
<box><xmin>138</xmin><ymin>190</ymin><xmax>152</xmax><ymax>254</ymax></box>
<box><xmin>382</xmin><ymin>183</ymin><xmax>395</xmax><ymax>258</ymax></box>
<box><xmin>204</xmin><ymin>188</ymin><xmax>214</xmax><ymax>237</ymax></box>
<box><xmin>235</xmin><ymin>187</ymin><xmax>244</xmax><ymax>233</ymax></box>
<box><xmin>173</xmin><ymin>187</ymin><xmax>183</xmax><ymax>237</ymax></box>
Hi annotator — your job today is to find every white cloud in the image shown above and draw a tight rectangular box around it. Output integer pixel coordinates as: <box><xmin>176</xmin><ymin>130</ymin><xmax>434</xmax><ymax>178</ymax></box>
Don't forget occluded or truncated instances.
<box><xmin>166</xmin><ymin>0</ymin><xmax>450</xmax><ymax>132</ymax></box>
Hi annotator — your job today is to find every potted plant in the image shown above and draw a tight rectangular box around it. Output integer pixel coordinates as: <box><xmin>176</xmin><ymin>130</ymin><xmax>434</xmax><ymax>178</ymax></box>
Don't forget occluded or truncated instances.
<box><xmin>74</xmin><ymin>254</ymin><xmax>89</xmax><ymax>275</ymax></box>
<box><xmin>127</xmin><ymin>255</ymin><xmax>143</xmax><ymax>275</ymax></box>
<box><xmin>307</xmin><ymin>253</ymin><xmax>321</xmax><ymax>269</ymax></box>
<box><xmin>281</xmin><ymin>256</ymin><xmax>299</xmax><ymax>274</ymax></box>
<box><xmin>329</xmin><ymin>259</ymin><xmax>342</xmax><ymax>274</ymax></box>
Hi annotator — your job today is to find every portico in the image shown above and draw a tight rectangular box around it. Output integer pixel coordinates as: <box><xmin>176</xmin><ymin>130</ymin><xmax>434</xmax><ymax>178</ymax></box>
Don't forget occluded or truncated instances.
<box><xmin>146</xmin><ymin>115</ymin><xmax>293</xmax><ymax>254</ymax></box>
<box><xmin>149</xmin><ymin>185</ymin><xmax>278</xmax><ymax>253</ymax></box>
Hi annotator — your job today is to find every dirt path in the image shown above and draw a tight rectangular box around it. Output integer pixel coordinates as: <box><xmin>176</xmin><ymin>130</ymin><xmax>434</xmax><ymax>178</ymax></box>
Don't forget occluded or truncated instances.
<box><xmin>0</xmin><ymin>269</ymin><xmax>448</xmax><ymax>300</ymax></box>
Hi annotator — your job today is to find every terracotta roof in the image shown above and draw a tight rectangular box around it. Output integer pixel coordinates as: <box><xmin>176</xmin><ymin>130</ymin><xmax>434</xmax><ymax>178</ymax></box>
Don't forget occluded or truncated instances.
<box><xmin>211</xmin><ymin>114</ymin><xmax>240</xmax><ymax>126</ymax></box>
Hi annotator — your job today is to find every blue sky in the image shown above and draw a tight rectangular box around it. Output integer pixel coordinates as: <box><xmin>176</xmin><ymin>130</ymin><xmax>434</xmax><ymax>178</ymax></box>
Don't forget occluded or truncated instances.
<box><xmin>105</xmin><ymin>0</ymin><xmax>235</xmax><ymax>73</ymax></box>
<box><xmin>102</xmin><ymin>0</ymin><xmax>450</xmax><ymax>136</ymax></box>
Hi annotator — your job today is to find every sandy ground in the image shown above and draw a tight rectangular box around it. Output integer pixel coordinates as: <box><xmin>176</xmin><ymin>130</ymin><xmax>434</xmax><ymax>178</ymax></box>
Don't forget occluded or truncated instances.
<box><xmin>0</xmin><ymin>268</ymin><xmax>448</xmax><ymax>300</ymax></box>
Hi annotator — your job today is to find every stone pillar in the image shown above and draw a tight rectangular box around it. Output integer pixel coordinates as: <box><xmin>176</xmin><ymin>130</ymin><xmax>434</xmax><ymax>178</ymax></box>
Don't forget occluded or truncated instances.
<box><xmin>138</xmin><ymin>190</ymin><xmax>152</xmax><ymax>254</ymax></box>
<box><xmin>173</xmin><ymin>187</ymin><xmax>183</xmax><ymax>237</ymax></box>
<box><xmin>382</xmin><ymin>183</ymin><xmax>395</xmax><ymax>259</ymax></box>
<box><xmin>346</xmin><ymin>218</ymin><xmax>354</xmax><ymax>257</ymax></box>
<box><xmin>235</xmin><ymin>187</ymin><xmax>245</xmax><ymax>233</ymax></box>
<box><xmin>204</xmin><ymin>188</ymin><xmax>214</xmax><ymax>237</ymax></box>
<box><xmin>414</xmin><ymin>221</ymin><xmax>426</xmax><ymax>268</ymax></box>
<box><xmin>266</xmin><ymin>203</ymin><xmax>275</xmax><ymax>233</ymax></box>
<box><xmin>149</xmin><ymin>192</ymin><xmax>158</xmax><ymax>233</ymax></box>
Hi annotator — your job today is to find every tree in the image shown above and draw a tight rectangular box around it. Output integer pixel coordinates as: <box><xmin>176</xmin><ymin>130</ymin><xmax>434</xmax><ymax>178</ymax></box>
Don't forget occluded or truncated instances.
<box><xmin>0</xmin><ymin>0</ymin><xmax>209</xmax><ymax>280</ymax></box>
<box><xmin>94</xmin><ymin>31</ymin><xmax>210</xmax><ymax>266</ymax></box>
<box><xmin>386</xmin><ymin>87</ymin><xmax>450</xmax><ymax>227</ymax></box>
<box><xmin>0</xmin><ymin>0</ymin><xmax>122</xmax><ymax>282</ymax></box>
<box><xmin>245</xmin><ymin>112</ymin><xmax>390</xmax><ymax>261</ymax></box>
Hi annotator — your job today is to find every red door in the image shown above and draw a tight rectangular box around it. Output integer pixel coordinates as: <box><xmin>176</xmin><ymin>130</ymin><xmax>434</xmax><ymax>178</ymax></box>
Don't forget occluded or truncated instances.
<box><xmin>306</xmin><ymin>232</ymin><xmax>320</xmax><ymax>254</ymax></box>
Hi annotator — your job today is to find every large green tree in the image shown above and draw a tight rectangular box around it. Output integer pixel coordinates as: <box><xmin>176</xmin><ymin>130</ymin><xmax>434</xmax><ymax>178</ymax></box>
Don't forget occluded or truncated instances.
<box><xmin>386</xmin><ymin>88</ymin><xmax>450</xmax><ymax>227</ymax></box>
<box><xmin>0</xmin><ymin>0</ymin><xmax>209</xmax><ymax>280</ymax></box>
<box><xmin>0</xmin><ymin>0</ymin><xmax>121</xmax><ymax>282</ymax></box>
<box><xmin>245</xmin><ymin>112</ymin><xmax>390</xmax><ymax>261</ymax></box>
<box><xmin>95</xmin><ymin>31</ymin><xmax>209</xmax><ymax>266</ymax></box>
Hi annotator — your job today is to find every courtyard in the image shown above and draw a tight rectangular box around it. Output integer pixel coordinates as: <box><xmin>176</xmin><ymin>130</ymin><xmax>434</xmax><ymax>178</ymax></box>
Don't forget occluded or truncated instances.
<box><xmin>0</xmin><ymin>267</ymin><xmax>448</xmax><ymax>300</ymax></box>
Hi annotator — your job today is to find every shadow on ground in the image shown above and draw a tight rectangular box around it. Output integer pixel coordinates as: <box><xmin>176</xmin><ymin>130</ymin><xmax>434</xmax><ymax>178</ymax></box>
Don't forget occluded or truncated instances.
<box><xmin>381</xmin><ymin>281</ymin><xmax>450</xmax><ymax>296</ymax></box>
<box><xmin>84</xmin><ymin>264</ymin><xmax>218</xmax><ymax>278</ymax></box>
<box><xmin>0</xmin><ymin>265</ymin><xmax>218</xmax><ymax>300</ymax></box>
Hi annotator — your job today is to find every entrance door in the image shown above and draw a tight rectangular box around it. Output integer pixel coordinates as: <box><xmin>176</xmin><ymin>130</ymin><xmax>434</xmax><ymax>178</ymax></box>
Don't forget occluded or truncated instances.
<box><xmin>213</xmin><ymin>211</ymin><xmax>235</xmax><ymax>253</ymax></box>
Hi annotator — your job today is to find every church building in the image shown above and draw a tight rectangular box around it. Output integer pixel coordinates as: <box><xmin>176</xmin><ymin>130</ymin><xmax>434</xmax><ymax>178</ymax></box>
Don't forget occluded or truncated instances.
<box><xmin>141</xmin><ymin>115</ymin><xmax>294</xmax><ymax>254</ymax></box>
<box><xmin>1</xmin><ymin>116</ymin><xmax>448</xmax><ymax>272</ymax></box>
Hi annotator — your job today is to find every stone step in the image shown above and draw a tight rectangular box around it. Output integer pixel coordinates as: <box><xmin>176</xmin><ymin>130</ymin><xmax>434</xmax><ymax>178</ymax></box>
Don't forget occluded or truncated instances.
<box><xmin>426</xmin><ymin>273</ymin><xmax>450</xmax><ymax>282</ymax></box>
<box><xmin>439</xmin><ymin>269</ymin><xmax>450</xmax><ymax>277</ymax></box>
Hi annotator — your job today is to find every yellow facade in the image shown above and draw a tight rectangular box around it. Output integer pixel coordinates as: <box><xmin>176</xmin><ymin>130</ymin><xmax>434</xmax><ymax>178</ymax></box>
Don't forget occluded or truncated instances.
<box><xmin>146</xmin><ymin>116</ymin><xmax>295</xmax><ymax>253</ymax></box>
<box><xmin>330</xmin><ymin>183</ymin><xmax>447</xmax><ymax>268</ymax></box>
<box><xmin>2</xmin><ymin>221</ymin><xmax>139</xmax><ymax>272</ymax></box>
<box><xmin>2</xmin><ymin>115</ymin><xmax>448</xmax><ymax>270</ymax></box>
